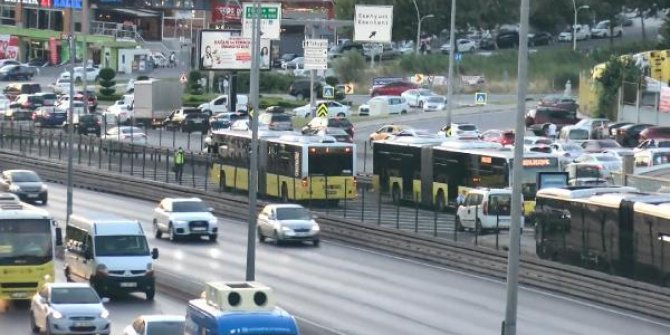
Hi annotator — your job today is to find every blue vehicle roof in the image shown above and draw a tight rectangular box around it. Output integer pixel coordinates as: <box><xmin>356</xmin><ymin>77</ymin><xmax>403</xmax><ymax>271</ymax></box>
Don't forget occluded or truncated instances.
<box><xmin>187</xmin><ymin>299</ymin><xmax>299</xmax><ymax>335</ymax></box>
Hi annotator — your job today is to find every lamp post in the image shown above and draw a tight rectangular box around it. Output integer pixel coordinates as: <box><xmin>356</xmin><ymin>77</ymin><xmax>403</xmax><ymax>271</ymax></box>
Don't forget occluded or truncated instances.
<box><xmin>572</xmin><ymin>2</ymin><xmax>590</xmax><ymax>51</ymax></box>
<box><xmin>416</xmin><ymin>14</ymin><xmax>435</xmax><ymax>54</ymax></box>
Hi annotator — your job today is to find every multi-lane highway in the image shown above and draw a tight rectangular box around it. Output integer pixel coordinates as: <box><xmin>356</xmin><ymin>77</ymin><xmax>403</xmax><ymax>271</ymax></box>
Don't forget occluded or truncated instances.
<box><xmin>1</xmin><ymin>182</ymin><xmax>668</xmax><ymax>334</ymax></box>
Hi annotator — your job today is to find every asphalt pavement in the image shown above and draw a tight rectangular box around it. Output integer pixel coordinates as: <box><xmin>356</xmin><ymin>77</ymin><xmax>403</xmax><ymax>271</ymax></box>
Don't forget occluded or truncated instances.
<box><xmin>5</xmin><ymin>182</ymin><xmax>668</xmax><ymax>335</ymax></box>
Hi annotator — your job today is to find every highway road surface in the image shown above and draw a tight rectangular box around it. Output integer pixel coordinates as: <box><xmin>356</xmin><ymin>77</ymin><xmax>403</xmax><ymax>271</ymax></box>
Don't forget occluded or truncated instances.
<box><xmin>3</xmin><ymin>182</ymin><xmax>667</xmax><ymax>335</ymax></box>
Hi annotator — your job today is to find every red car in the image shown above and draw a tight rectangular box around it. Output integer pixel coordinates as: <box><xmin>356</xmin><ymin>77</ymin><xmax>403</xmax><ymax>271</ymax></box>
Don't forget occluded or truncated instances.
<box><xmin>370</xmin><ymin>81</ymin><xmax>418</xmax><ymax>96</ymax></box>
<box><xmin>639</xmin><ymin>126</ymin><xmax>670</xmax><ymax>142</ymax></box>
<box><xmin>479</xmin><ymin>129</ymin><xmax>515</xmax><ymax>146</ymax></box>
<box><xmin>76</xmin><ymin>90</ymin><xmax>98</xmax><ymax>112</ymax></box>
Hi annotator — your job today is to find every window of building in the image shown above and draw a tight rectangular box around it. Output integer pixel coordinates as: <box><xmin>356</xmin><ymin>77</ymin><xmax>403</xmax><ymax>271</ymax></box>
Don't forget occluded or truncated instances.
<box><xmin>0</xmin><ymin>5</ymin><xmax>15</xmax><ymax>26</ymax></box>
<box><xmin>23</xmin><ymin>8</ymin><xmax>64</xmax><ymax>31</ymax></box>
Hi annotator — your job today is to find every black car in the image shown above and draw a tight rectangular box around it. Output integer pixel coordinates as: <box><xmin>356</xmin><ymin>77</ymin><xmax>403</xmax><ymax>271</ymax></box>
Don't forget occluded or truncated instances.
<box><xmin>496</xmin><ymin>31</ymin><xmax>519</xmax><ymax>49</ymax></box>
<box><xmin>288</xmin><ymin>80</ymin><xmax>345</xmax><ymax>101</ymax></box>
<box><xmin>528</xmin><ymin>32</ymin><xmax>553</xmax><ymax>46</ymax></box>
<box><xmin>0</xmin><ymin>170</ymin><xmax>48</xmax><ymax>204</ymax></box>
<box><xmin>478</xmin><ymin>37</ymin><xmax>496</xmax><ymax>50</ymax></box>
<box><xmin>0</xmin><ymin>64</ymin><xmax>37</xmax><ymax>80</ymax></box>
<box><xmin>209</xmin><ymin>112</ymin><xmax>245</xmax><ymax>131</ymax></box>
<box><xmin>76</xmin><ymin>113</ymin><xmax>103</xmax><ymax>136</ymax></box>
<box><xmin>181</xmin><ymin>112</ymin><xmax>210</xmax><ymax>132</ymax></box>
<box><xmin>615</xmin><ymin>123</ymin><xmax>654</xmax><ymax>147</ymax></box>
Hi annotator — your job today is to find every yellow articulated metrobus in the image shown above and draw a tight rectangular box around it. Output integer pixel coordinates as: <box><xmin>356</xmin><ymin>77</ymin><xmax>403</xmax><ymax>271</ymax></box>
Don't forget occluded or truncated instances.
<box><xmin>0</xmin><ymin>193</ymin><xmax>61</xmax><ymax>300</ymax></box>
<box><xmin>372</xmin><ymin>137</ymin><xmax>561</xmax><ymax>218</ymax></box>
<box><xmin>209</xmin><ymin>130</ymin><xmax>357</xmax><ymax>205</ymax></box>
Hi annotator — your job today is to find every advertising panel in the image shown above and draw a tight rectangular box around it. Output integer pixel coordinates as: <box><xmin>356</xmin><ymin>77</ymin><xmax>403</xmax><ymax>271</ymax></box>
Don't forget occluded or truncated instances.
<box><xmin>0</xmin><ymin>35</ymin><xmax>19</xmax><ymax>61</ymax></box>
<box><xmin>199</xmin><ymin>30</ymin><xmax>270</xmax><ymax>71</ymax></box>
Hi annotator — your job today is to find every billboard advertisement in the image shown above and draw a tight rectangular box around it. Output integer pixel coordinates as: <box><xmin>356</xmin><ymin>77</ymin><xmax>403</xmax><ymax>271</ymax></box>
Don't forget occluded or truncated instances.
<box><xmin>199</xmin><ymin>30</ymin><xmax>270</xmax><ymax>71</ymax></box>
<box><xmin>0</xmin><ymin>35</ymin><xmax>19</xmax><ymax>61</ymax></box>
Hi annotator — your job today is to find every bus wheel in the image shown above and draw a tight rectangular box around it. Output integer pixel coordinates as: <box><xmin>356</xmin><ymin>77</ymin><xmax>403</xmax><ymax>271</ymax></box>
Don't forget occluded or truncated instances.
<box><xmin>391</xmin><ymin>184</ymin><xmax>401</xmax><ymax>205</ymax></box>
<box><xmin>281</xmin><ymin>183</ymin><xmax>289</xmax><ymax>202</ymax></box>
<box><xmin>435</xmin><ymin>191</ymin><xmax>446</xmax><ymax>212</ymax></box>
<box><xmin>455</xmin><ymin>216</ymin><xmax>465</xmax><ymax>232</ymax></box>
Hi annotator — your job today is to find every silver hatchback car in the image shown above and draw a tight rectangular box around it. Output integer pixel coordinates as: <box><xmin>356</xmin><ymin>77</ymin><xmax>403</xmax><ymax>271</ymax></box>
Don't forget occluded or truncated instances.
<box><xmin>257</xmin><ymin>204</ymin><xmax>320</xmax><ymax>246</ymax></box>
<box><xmin>30</xmin><ymin>282</ymin><xmax>111</xmax><ymax>335</ymax></box>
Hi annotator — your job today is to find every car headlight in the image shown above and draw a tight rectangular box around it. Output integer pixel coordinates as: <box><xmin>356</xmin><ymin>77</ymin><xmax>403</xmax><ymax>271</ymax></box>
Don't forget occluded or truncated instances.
<box><xmin>281</xmin><ymin>226</ymin><xmax>292</xmax><ymax>232</ymax></box>
<box><xmin>99</xmin><ymin>309</ymin><xmax>109</xmax><ymax>319</ymax></box>
<box><xmin>40</xmin><ymin>184</ymin><xmax>48</xmax><ymax>192</ymax></box>
<box><xmin>174</xmin><ymin>220</ymin><xmax>188</xmax><ymax>225</ymax></box>
<box><xmin>311</xmin><ymin>224</ymin><xmax>320</xmax><ymax>232</ymax></box>
<box><xmin>51</xmin><ymin>310</ymin><xmax>63</xmax><ymax>319</ymax></box>
<box><xmin>209</xmin><ymin>218</ymin><xmax>218</xmax><ymax>225</ymax></box>
<box><xmin>8</xmin><ymin>184</ymin><xmax>20</xmax><ymax>192</ymax></box>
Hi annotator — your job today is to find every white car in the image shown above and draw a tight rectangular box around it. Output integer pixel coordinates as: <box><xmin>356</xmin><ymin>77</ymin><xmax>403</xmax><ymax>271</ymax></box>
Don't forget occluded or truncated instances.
<box><xmin>558</xmin><ymin>25</ymin><xmax>590</xmax><ymax>42</ymax></box>
<box><xmin>523</xmin><ymin>136</ymin><xmax>553</xmax><ymax>146</ymax></box>
<box><xmin>456</xmin><ymin>188</ymin><xmax>518</xmax><ymax>231</ymax></box>
<box><xmin>153</xmin><ymin>197</ymin><xmax>218</xmax><ymax>242</ymax></box>
<box><xmin>123</xmin><ymin>315</ymin><xmax>185</xmax><ymax>335</ymax></box>
<box><xmin>104</xmin><ymin>100</ymin><xmax>133</xmax><ymax>124</ymax></box>
<box><xmin>0</xmin><ymin>95</ymin><xmax>9</xmax><ymax>113</ymax></box>
<box><xmin>401</xmin><ymin>89</ymin><xmax>435</xmax><ymax>108</ymax></box>
<box><xmin>257</xmin><ymin>204</ymin><xmax>320</xmax><ymax>246</ymax></box>
<box><xmin>550</xmin><ymin>142</ymin><xmax>584</xmax><ymax>167</ymax></box>
<box><xmin>292</xmin><ymin>100</ymin><xmax>350</xmax><ymax>118</ymax></box>
<box><xmin>591</xmin><ymin>20</ymin><xmax>623</xmax><ymax>38</ymax></box>
<box><xmin>438</xmin><ymin>123</ymin><xmax>479</xmax><ymax>137</ymax></box>
<box><xmin>198</xmin><ymin>94</ymin><xmax>249</xmax><ymax>114</ymax></box>
<box><xmin>358</xmin><ymin>96</ymin><xmax>409</xmax><ymax>115</ymax></box>
<box><xmin>60</xmin><ymin>66</ymin><xmax>100</xmax><ymax>82</ymax></box>
<box><xmin>440</xmin><ymin>38</ymin><xmax>477</xmax><ymax>53</ymax></box>
<box><xmin>30</xmin><ymin>283</ymin><xmax>111</xmax><ymax>335</ymax></box>
<box><xmin>282</xmin><ymin>57</ymin><xmax>304</xmax><ymax>70</ymax></box>
<box><xmin>102</xmin><ymin>126</ymin><xmax>147</xmax><ymax>145</ymax></box>
<box><xmin>422</xmin><ymin>95</ymin><xmax>446</xmax><ymax>111</ymax></box>
<box><xmin>51</xmin><ymin>77</ymin><xmax>73</xmax><ymax>94</ymax></box>
<box><xmin>573</xmin><ymin>153</ymin><xmax>622</xmax><ymax>177</ymax></box>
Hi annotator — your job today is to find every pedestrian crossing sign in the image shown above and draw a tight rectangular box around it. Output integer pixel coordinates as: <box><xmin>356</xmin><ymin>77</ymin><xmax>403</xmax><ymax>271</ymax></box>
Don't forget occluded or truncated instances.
<box><xmin>316</xmin><ymin>103</ymin><xmax>328</xmax><ymax>118</ymax></box>
<box><xmin>475</xmin><ymin>92</ymin><xmax>487</xmax><ymax>106</ymax></box>
<box><xmin>323</xmin><ymin>85</ymin><xmax>335</xmax><ymax>99</ymax></box>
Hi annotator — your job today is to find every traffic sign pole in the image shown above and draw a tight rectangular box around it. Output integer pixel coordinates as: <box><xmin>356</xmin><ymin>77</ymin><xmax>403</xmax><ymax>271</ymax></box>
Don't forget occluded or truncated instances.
<box><xmin>309</xmin><ymin>25</ymin><xmax>317</xmax><ymax>117</ymax></box>
<box><xmin>445</xmin><ymin>0</ymin><xmax>456</xmax><ymax>127</ymax></box>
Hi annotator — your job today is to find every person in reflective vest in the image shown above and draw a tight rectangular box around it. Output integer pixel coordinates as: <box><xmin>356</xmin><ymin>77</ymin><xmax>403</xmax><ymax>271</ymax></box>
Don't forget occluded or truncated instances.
<box><xmin>174</xmin><ymin>147</ymin><xmax>185</xmax><ymax>182</ymax></box>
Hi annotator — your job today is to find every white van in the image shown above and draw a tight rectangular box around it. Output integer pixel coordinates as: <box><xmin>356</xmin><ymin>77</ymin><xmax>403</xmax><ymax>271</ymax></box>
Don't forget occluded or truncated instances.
<box><xmin>456</xmin><ymin>188</ymin><xmax>521</xmax><ymax>232</ymax></box>
<box><xmin>63</xmin><ymin>213</ymin><xmax>159</xmax><ymax>300</ymax></box>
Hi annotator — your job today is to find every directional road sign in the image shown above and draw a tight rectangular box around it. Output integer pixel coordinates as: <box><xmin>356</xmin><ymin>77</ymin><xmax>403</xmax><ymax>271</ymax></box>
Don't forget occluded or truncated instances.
<box><xmin>242</xmin><ymin>3</ymin><xmax>281</xmax><ymax>40</ymax></box>
<box><xmin>316</xmin><ymin>103</ymin><xmax>328</xmax><ymax>118</ymax></box>
<box><xmin>475</xmin><ymin>92</ymin><xmax>487</xmax><ymax>106</ymax></box>
<box><xmin>344</xmin><ymin>83</ymin><xmax>355</xmax><ymax>95</ymax></box>
<box><xmin>323</xmin><ymin>85</ymin><xmax>334</xmax><ymax>99</ymax></box>
<box><xmin>412</xmin><ymin>73</ymin><xmax>424</xmax><ymax>84</ymax></box>
<box><xmin>354</xmin><ymin>5</ymin><xmax>393</xmax><ymax>43</ymax></box>
<box><xmin>303</xmin><ymin>39</ymin><xmax>329</xmax><ymax>70</ymax></box>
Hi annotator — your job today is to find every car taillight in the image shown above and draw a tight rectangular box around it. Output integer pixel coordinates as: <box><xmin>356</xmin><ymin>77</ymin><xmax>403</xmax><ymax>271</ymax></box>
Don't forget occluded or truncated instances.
<box><xmin>482</xmin><ymin>201</ymin><xmax>488</xmax><ymax>215</ymax></box>
<box><xmin>31</xmin><ymin>112</ymin><xmax>36</xmax><ymax>120</ymax></box>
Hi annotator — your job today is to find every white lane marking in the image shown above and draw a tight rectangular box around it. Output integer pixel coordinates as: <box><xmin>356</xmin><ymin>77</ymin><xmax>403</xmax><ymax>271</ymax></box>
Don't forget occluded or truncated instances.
<box><xmin>293</xmin><ymin>315</ymin><xmax>350</xmax><ymax>335</ymax></box>
<box><xmin>325</xmin><ymin>240</ymin><xmax>670</xmax><ymax>329</ymax></box>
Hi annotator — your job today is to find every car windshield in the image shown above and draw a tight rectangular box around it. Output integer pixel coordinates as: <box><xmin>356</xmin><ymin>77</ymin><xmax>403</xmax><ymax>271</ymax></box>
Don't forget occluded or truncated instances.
<box><xmin>172</xmin><ymin>201</ymin><xmax>209</xmax><ymax>212</ymax></box>
<box><xmin>147</xmin><ymin>321</ymin><xmax>185</xmax><ymax>335</ymax></box>
<box><xmin>329</xmin><ymin>118</ymin><xmax>352</xmax><ymax>127</ymax></box>
<box><xmin>94</xmin><ymin>235</ymin><xmax>150</xmax><ymax>257</ymax></box>
<box><xmin>458</xmin><ymin>125</ymin><xmax>477</xmax><ymax>131</ymax></box>
<box><xmin>276</xmin><ymin>207</ymin><xmax>310</xmax><ymax>220</ymax></box>
<box><xmin>563</xmin><ymin>143</ymin><xmax>583</xmax><ymax>151</ymax></box>
<box><xmin>9</xmin><ymin>171</ymin><xmax>41</xmax><ymax>182</ymax></box>
<box><xmin>427</xmin><ymin>96</ymin><xmax>445</xmax><ymax>103</ymax></box>
<box><xmin>281</xmin><ymin>54</ymin><xmax>295</xmax><ymax>61</ymax></box>
<box><xmin>272</xmin><ymin>114</ymin><xmax>291</xmax><ymax>122</ymax></box>
<box><xmin>51</xmin><ymin>287</ymin><xmax>100</xmax><ymax>304</ymax></box>
<box><xmin>595</xmin><ymin>155</ymin><xmax>619</xmax><ymax>162</ymax></box>
<box><xmin>597</xmin><ymin>140</ymin><xmax>621</xmax><ymax>148</ymax></box>
<box><xmin>596</xmin><ymin>21</ymin><xmax>609</xmax><ymax>29</ymax></box>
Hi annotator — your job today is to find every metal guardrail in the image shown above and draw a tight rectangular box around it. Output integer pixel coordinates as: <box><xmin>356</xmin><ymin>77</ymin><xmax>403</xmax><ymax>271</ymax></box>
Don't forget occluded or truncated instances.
<box><xmin>2</xmin><ymin>151</ymin><xmax>670</xmax><ymax>321</ymax></box>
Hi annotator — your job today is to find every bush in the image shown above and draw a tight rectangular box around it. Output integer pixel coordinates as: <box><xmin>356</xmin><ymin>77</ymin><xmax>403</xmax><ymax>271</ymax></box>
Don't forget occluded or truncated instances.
<box><xmin>233</xmin><ymin>72</ymin><xmax>295</xmax><ymax>94</ymax></box>
<box><xmin>325</xmin><ymin>76</ymin><xmax>339</xmax><ymax>86</ymax></box>
<box><xmin>98</xmin><ymin>67</ymin><xmax>116</xmax><ymax>97</ymax></box>
<box><xmin>334</xmin><ymin>51</ymin><xmax>366</xmax><ymax>84</ymax></box>
<box><xmin>136</xmin><ymin>75</ymin><xmax>150</xmax><ymax>81</ymax></box>
<box><xmin>188</xmin><ymin>71</ymin><xmax>203</xmax><ymax>95</ymax></box>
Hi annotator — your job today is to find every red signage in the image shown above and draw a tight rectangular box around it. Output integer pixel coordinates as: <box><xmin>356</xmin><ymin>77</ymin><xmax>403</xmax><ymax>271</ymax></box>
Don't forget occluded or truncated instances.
<box><xmin>0</xmin><ymin>35</ymin><xmax>19</xmax><ymax>61</ymax></box>
<box><xmin>49</xmin><ymin>37</ymin><xmax>59</xmax><ymax>65</ymax></box>
<box><xmin>660</xmin><ymin>87</ymin><xmax>670</xmax><ymax>113</ymax></box>
<box><xmin>212</xmin><ymin>2</ymin><xmax>242</xmax><ymax>23</ymax></box>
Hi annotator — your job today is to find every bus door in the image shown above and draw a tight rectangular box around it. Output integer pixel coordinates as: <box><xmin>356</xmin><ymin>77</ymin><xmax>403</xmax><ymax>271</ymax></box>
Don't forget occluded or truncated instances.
<box><xmin>258</xmin><ymin>141</ymin><xmax>269</xmax><ymax>196</ymax></box>
<box><xmin>401</xmin><ymin>160</ymin><xmax>414</xmax><ymax>200</ymax></box>
<box><xmin>618</xmin><ymin>199</ymin><xmax>635</xmax><ymax>276</ymax></box>
<box><xmin>420</xmin><ymin>146</ymin><xmax>433</xmax><ymax>206</ymax></box>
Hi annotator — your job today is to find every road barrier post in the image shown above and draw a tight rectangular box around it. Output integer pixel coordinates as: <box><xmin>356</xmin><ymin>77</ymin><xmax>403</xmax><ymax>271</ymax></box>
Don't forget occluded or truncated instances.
<box><xmin>475</xmin><ymin>204</ymin><xmax>479</xmax><ymax>246</ymax></box>
<box><xmin>165</xmin><ymin>149</ymin><xmax>170</xmax><ymax>183</ymax></box>
<box><xmin>130</xmin><ymin>144</ymin><xmax>134</xmax><ymax>176</ymax></box>
<box><xmin>9</xmin><ymin>122</ymin><xmax>14</xmax><ymax>150</ymax></box>
<box><xmin>97</xmin><ymin>138</ymin><xmax>102</xmax><ymax>169</ymax></box>
<box><xmin>415</xmin><ymin>192</ymin><xmax>419</xmax><ymax>233</ymax></box>
<box><xmin>433</xmin><ymin>207</ymin><xmax>438</xmax><ymax>237</ymax></box>
<box><xmin>38</xmin><ymin>129</ymin><xmax>42</xmax><ymax>156</ymax></box>
<box><xmin>496</xmin><ymin>210</ymin><xmax>500</xmax><ymax>250</ymax></box>
<box><xmin>57</xmin><ymin>132</ymin><xmax>62</xmax><ymax>160</ymax></box>
<box><xmin>0</xmin><ymin>122</ymin><xmax>4</xmax><ymax>148</ymax></box>
<box><xmin>309</xmin><ymin>176</ymin><xmax>313</xmax><ymax>211</ymax></box>
<box><xmin>187</xmin><ymin>132</ymin><xmax>191</xmax><ymax>150</ymax></box>
<box><xmin>360</xmin><ymin>183</ymin><xmax>365</xmax><ymax>222</ymax></box>
<box><xmin>153</xmin><ymin>149</ymin><xmax>158</xmax><ymax>181</ymax></box>
<box><xmin>200</xmin><ymin>132</ymin><xmax>204</xmax><ymax>152</ymax></box>
<box><xmin>142</xmin><ymin>146</ymin><xmax>146</xmax><ymax>178</ymax></box>
<box><xmin>363</xmin><ymin>144</ymin><xmax>367</xmax><ymax>173</ymax></box>
<box><xmin>159</xmin><ymin>127</ymin><xmax>162</xmax><ymax>147</ymax></box>
<box><xmin>454</xmin><ymin>212</ymin><xmax>458</xmax><ymax>242</ymax></box>
<box><xmin>191</xmin><ymin>152</ymin><xmax>196</xmax><ymax>188</ymax></box>
<box><xmin>118</xmin><ymin>142</ymin><xmax>123</xmax><ymax>173</ymax></box>
<box><xmin>377</xmin><ymin>187</ymin><xmax>382</xmax><ymax>226</ymax></box>
<box><xmin>18</xmin><ymin>125</ymin><xmax>22</xmax><ymax>154</ymax></box>
<box><xmin>107</xmin><ymin>141</ymin><xmax>112</xmax><ymax>170</ymax></box>
<box><xmin>172</xmin><ymin>128</ymin><xmax>176</xmax><ymax>148</ymax></box>
<box><xmin>77</xmin><ymin>134</ymin><xmax>82</xmax><ymax>164</ymax></box>
<box><xmin>396</xmin><ymin>197</ymin><xmax>400</xmax><ymax>230</ymax></box>
<box><xmin>204</xmin><ymin>154</ymin><xmax>209</xmax><ymax>192</ymax></box>
<box><xmin>343</xmin><ymin>180</ymin><xmax>347</xmax><ymax>218</ymax></box>
<box><xmin>88</xmin><ymin>137</ymin><xmax>92</xmax><ymax>166</ymax></box>
<box><xmin>325</xmin><ymin>176</ymin><xmax>329</xmax><ymax>215</ymax></box>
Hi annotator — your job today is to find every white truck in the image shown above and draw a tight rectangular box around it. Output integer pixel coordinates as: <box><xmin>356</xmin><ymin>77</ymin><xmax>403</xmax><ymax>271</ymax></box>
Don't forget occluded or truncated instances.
<box><xmin>198</xmin><ymin>94</ymin><xmax>248</xmax><ymax>114</ymax></box>
<box><xmin>134</xmin><ymin>79</ymin><xmax>183</xmax><ymax>128</ymax></box>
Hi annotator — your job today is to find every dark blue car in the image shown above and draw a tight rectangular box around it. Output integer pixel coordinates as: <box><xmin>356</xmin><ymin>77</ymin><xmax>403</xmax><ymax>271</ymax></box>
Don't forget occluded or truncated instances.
<box><xmin>32</xmin><ymin>107</ymin><xmax>67</xmax><ymax>127</ymax></box>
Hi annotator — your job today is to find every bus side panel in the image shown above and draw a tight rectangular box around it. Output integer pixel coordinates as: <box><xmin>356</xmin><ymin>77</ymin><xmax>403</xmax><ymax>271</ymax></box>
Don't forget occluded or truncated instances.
<box><xmin>228</xmin><ymin>166</ymin><xmax>249</xmax><ymax>191</ymax></box>
<box><xmin>258</xmin><ymin>141</ymin><xmax>269</xmax><ymax>197</ymax></box>
<box><xmin>420</xmin><ymin>146</ymin><xmax>433</xmax><ymax>207</ymax></box>
<box><xmin>210</xmin><ymin>163</ymin><xmax>222</xmax><ymax>188</ymax></box>
<box><xmin>619</xmin><ymin>200</ymin><xmax>636</xmax><ymax>276</ymax></box>
<box><xmin>412</xmin><ymin>179</ymin><xmax>421</xmax><ymax>202</ymax></box>
<box><xmin>0</xmin><ymin>262</ymin><xmax>54</xmax><ymax>300</ymax></box>
<box><xmin>303</xmin><ymin>176</ymin><xmax>356</xmax><ymax>201</ymax></box>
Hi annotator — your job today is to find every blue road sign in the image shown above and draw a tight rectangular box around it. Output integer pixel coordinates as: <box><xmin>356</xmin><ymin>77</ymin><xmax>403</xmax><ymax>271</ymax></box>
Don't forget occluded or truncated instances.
<box><xmin>323</xmin><ymin>85</ymin><xmax>335</xmax><ymax>99</ymax></box>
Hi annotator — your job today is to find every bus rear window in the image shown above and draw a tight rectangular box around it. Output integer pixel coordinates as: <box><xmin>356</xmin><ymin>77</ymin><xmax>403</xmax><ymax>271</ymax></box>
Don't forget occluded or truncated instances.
<box><xmin>308</xmin><ymin>152</ymin><xmax>353</xmax><ymax>176</ymax></box>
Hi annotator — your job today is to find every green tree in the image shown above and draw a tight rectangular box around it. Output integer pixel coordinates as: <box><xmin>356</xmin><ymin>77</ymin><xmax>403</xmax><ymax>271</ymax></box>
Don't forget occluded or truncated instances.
<box><xmin>188</xmin><ymin>71</ymin><xmax>203</xmax><ymax>95</ymax></box>
<box><xmin>98</xmin><ymin>68</ymin><xmax>116</xmax><ymax>97</ymax></box>
<box><xmin>333</xmin><ymin>51</ymin><xmax>366</xmax><ymax>84</ymax></box>
<box><xmin>596</xmin><ymin>55</ymin><xmax>642</xmax><ymax>119</ymax></box>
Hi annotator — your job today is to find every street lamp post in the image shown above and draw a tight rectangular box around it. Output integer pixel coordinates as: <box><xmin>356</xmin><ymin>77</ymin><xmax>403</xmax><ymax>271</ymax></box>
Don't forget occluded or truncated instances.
<box><xmin>416</xmin><ymin>14</ymin><xmax>435</xmax><ymax>54</ymax></box>
<box><xmin>572</xmin><ymin>2</ymin><xmax>590</xmax><ymax>51</ymax></box>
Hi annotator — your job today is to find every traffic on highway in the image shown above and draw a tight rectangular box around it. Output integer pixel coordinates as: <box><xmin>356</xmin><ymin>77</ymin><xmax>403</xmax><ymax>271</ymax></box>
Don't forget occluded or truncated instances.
<box><xmin>2</xmin><ymin>1</ymin><xmax>670</xmax><ymax>335</ymax></box>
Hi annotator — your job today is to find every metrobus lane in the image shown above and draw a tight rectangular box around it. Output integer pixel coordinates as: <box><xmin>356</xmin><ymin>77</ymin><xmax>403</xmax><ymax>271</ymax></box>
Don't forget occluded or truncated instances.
<box><xmin>39</xmin><ymin>182</ymin><xmax>670</xmax><ymax>335</ymax></box>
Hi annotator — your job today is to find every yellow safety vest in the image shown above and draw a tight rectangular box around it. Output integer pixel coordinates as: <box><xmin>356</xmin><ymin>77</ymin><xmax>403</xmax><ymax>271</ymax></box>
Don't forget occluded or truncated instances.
<box><xmin>175</xmin><ymin>150</ymin><xmax>185</xmax><ymax>164</ymax></box>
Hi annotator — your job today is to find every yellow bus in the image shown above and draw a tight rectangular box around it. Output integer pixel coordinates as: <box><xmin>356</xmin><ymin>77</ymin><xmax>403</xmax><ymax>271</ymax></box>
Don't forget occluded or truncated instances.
<box><xmin>372</xmin><ymin>138</ymin><xmax>561</xmax><ymax>217</ymax></box>
<box><xmin>209</xmin><ymin>130</ymin><xmax>357</xmax><ymax>204</ymax></box>
<box><xmin>0</xmin><ymin>193</ymin><xmax>61</xmax><ymax>300</ymax></box>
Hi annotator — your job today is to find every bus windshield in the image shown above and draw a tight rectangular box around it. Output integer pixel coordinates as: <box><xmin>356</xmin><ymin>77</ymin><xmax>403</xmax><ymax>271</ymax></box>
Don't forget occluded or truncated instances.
<box><xmin>94</xmin><ymin>235</ymin><xmax>149</xmax><ymax>257</ymax></box>
<box><xmin>0</xmin><ymin>219</ymin><xmax>53</xmax><ymax>265</ymax></box>
<box><xmin>308</xmin><ymin>151</ymin><xmax>353</xmax><ymax>176</ymax></box>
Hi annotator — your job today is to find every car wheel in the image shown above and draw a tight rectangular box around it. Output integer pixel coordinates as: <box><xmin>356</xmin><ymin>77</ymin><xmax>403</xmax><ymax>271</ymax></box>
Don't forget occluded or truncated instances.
<box><xmin>40</xmin><ymin>194</ymin><xmax>47</xmax><ymax>205</ymax></box>
<box><xmin>153</xmin><ymin>219</ymin><xmax>162</xmax><ymax>239</ymax></box>
<box><xmin>30</xmin><ymin>311</ymin><xmax>40</xmax><ymax>333</ymax></box>
<box><xmin>258</xmin><ymin>227</ymin><xmax>266</xmax><ymax>242</ymax></box>
<box><xmin>145</xmin><ymin>288</ymin><xmax>155</xmax><ymax>301</ymax></box>
<box><xmin>418</xmin><ymin>101</ymin><xmax>424</xmax><ymax>109</ymax></box>
<box><xmin>455</xmin><ymin>216</ymin><xmax>465</xmax><ymax>232</ymax></box>
<box><xmin>475</xmin><ymin>219</ymin><xmax>483</xmax><ymax>234</ymax></box>
<box><xmin>313</xmin><ymin>239</ymin><xmax>320</xmax><ymax>247</ymax></box>
<box><xmin>209</xmin><ymin>234</ymin><xmax>218</xmax><ymax>242</ymax></box>
<box><xmin>168</xmin><ymin>224</ymin><xmax>178</xmax><ymax>242</ymax></box>
<box><xmin>401</xmin><ymin>109</ymin><xmax>407</xmax><ymax>115</ymax></box>
<box><xmin>337</xmin><ymin>112</ymin><xmax>345</xmax><ymax>117</ymax></box>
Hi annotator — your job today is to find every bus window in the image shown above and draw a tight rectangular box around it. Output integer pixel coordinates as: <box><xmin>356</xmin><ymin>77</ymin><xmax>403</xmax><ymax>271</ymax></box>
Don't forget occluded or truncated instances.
<box><xmin>308</xmin><ymin>150</ymin><xmax>353</xmax><ymax>176</ymax></box>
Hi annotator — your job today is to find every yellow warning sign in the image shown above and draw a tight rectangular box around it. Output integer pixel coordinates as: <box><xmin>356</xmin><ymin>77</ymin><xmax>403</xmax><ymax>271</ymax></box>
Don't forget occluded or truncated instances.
<box><xmin>316</xmin><ymin>103</ymin><xmax>328</xmax><ymax>118</ymax></box>
<box><xmin>344</xmin><ymin>83</ymin><xmax>355</xmax><ymax>95</ymax></box>
<box><xmin>248</xmin><ymin>107</ymin><xmax>254</xmax><ymax>118</ymax></box>
<box><xmin>413</xmin><ymin>73</ymin><xmax>424</xmax><ymax>84</ymax></box>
